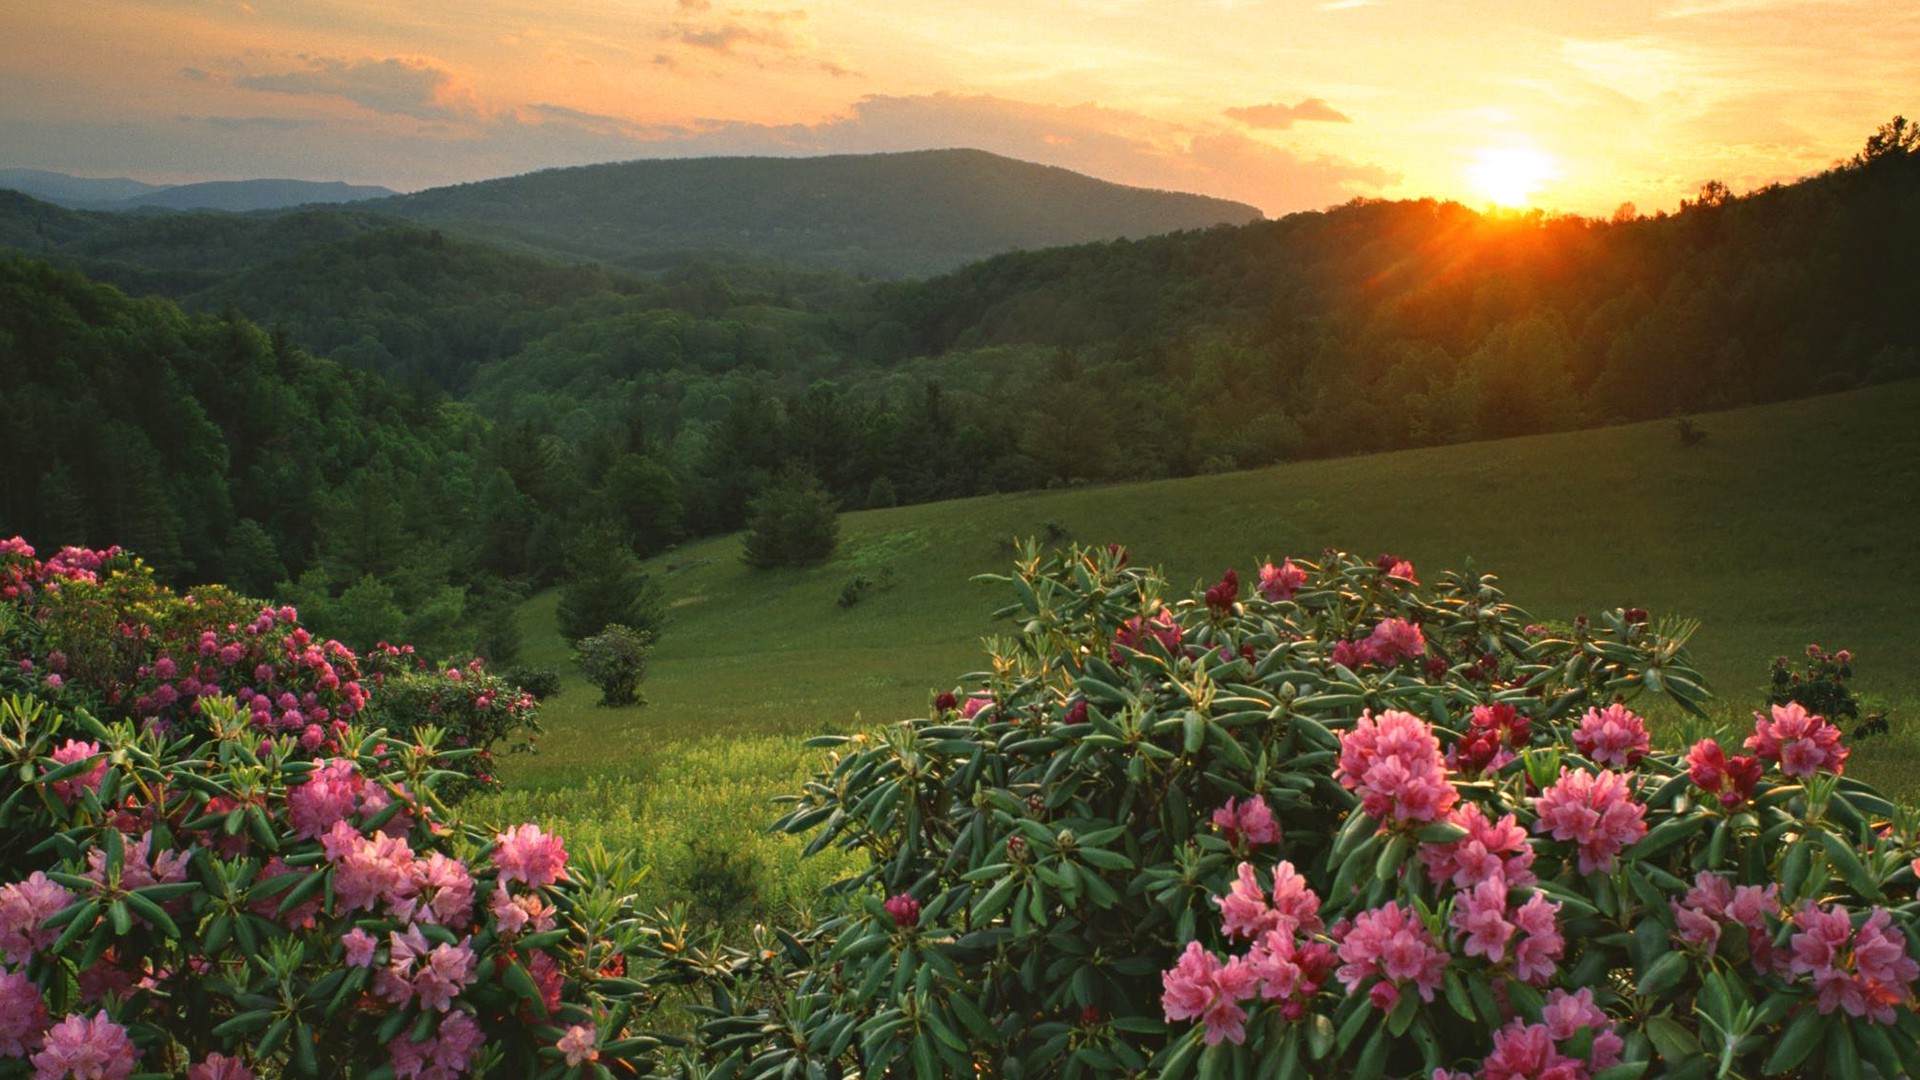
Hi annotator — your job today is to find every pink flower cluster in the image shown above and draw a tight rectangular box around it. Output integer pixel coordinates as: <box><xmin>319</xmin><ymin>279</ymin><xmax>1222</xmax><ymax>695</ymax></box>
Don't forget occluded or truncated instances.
<box><xmin>372</xmin><ymin>926</ymin><xmax>479</xmax><ymax>1012</ymax></box>
<box><xmin>320</xmin><ymin>824</ymin><xmax>472</xmax><ymax>927</ymax></box>
<box><xmin>0</xmin><ymin>538</ymin><xmax>122</xmax><ymax>601</ymax></box>
<box><xmin>1571</xmin><ymin>704</ymin><xmax>1649</xmax><ymax>769</ymax></box>
<box><xmin>0</xmin><ymin>970</ymin><xmax>49</xmax><ymax>1058</ymax></box>
<box><xmin>493</xmin><ymin>824</ymin><xmax>569</xmax><ymax>889</ymax></box>
<box><xmin>557</xmin><ymin>1024</ymin><xmax>599</xmax><ymax>1067</ymax></box>
<box><xmin>884</xmin><ymin>893</ymin><xmax>921</xmax><ymax>929</ymax></box>
<box><xmin>1447</xmin><ymin>875</ymin><xmax>1563</xmax><ymax>984</ymax></box>
<box><xmin>1788</xmin><ymin>904</ymin><xmax>1918</xmax><ymax>1023</ymax></box>
<box><xmin>1448</xmin><ymin>703</ymin><xmax>1531</xmax><ymax>776</ymax></box>
<box><xmin>82</xmin><ymin>831</ymin><xmax>189</xmax><ymax>893</ymax></box>
<box><xmin>1746</xmin><ymin>702</ymin><xmax>1849</xmax><ymax>779</ymax></box>
<box><xmin>187</xmin><ymin>1054</ymin><xmax>256</xmax><ymax>1080</ymax></box>
<box><xmin>1441</xmin><ymin>988</ymin><xmax>1623</xmax><ymax>1080</ymax></box>
<box><xmin>1211</xmin><ymin>796</ymin><xmax>1280</xmax><ymax>849</ymax></box>
<box><xmin>0</xmin><ymin>873</ymin><xmax>74</xmax><ymax>965</ymax></box>
<box><xmin>288</xmin><ymin>758</ymin><xmax>397</xmax><ymax>839</ymax></box>
<box><xmin>1531</xmin><ymin>769</ymin><xmax>1647</xmax><ymax>875</ymax></box>
<box><xmin>1165</xmin><ymin>860</ymin><xmax>1334</xmax><ymax>1044</ymax></box>
<box><xmin>389</xmin><ymin>1011</ymin><xmax>485</xmax><ymax>1079</ymax></box>
<box><xmin>1336</xmin><ymin>710</ymin><xmax>1459</xmax><ymax>826</ymax></box>
<box><xmin>1334</xmin><ymin>901</ymin><xmax>1448</xmax><ymax>1010</ymax></box>
<box><xmin>1685</xmin><ymin>739</ymin><xmax>1762</xmax><ymax>807</ymax></box>
<box><xmin>1672</xmin><ymin>872</ymin><xmax>1779</xmax><ymax>968</ymax></box>
<box><xmin>1204</xmin><ymin>569</ymin><xmax>1239</xmax><ymax>613</ymax></box>
<box><xmin>1111</xmin><ymin>609</ymin><xmax>1183</xmax><ymax>661</ymax></box>
<box><xmin>1422</xmin><ymin>804</ymin><xmax>1536</xmax><ymax>890</ymax></box>
<box><xmin>1257</xmin><ymin>559</ymin><xmax>1307</xmax><ymax>602</ymax></box>
<box><xmin>1332</xmin><ymin>619</ymin><xmax>1427</xmax><ymax>669</ymax></box>
<box><xmin>28</xmin><ymin>1011</ymin><xmax>137</xmax><ymax>1080</ymax></box>
<box><xmin>1376</xmin><ymin>554</ymin><xmax>1418</xmax><ymax>583</ymax></box>
<box><xmin>43</xmin><ymin>740</ymin><xmax>108</xmax><ymax>804</ymax></box>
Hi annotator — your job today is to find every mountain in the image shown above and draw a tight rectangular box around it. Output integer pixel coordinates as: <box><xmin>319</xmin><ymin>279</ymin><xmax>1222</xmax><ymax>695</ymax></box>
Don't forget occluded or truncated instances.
<box><xmin>0</xmin><ymin>169</ymin><xmax>397</xmax><ymax>212</ymax></box>
<box><xmin>364</xmin><ymin>149</ymin><xmax>1263</xmax><ymax>277</ymax></box>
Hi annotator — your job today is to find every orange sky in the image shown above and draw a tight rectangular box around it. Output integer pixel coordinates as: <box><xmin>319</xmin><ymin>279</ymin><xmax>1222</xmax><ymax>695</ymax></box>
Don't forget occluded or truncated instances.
<box><xmin>2</xmin><ymin>0</ymin><xmax>1914</xmax><ymax>216</ymax></box>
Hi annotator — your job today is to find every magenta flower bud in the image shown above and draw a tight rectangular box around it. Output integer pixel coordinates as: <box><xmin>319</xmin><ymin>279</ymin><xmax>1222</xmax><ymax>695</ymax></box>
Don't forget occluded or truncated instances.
<box><xmin>884</xmin><ymin>893</ymin><xmax>920</xmax><ymax>928</ymax></box>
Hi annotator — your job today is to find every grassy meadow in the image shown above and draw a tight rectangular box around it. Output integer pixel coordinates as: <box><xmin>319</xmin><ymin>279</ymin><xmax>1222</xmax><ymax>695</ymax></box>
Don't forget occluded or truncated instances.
<box><xmin>466</xmin><ymin>380</ymin><xmax>1920</xmax><ymax>919</ymax></box>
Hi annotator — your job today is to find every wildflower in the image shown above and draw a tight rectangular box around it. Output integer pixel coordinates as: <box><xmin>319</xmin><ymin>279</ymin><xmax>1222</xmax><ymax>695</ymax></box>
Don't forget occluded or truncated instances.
<box><xmin>493</xmin><ymin>824</ymin><xmax>569</xmax><ymax>888</ymax></box>
<box><xmin>1331</xmin><ymin>639</ymin><xmax>1372</xmax><ymax>669</ymax></box>
<box><xmin>1531</xmin><ymin>768</ymin><xmax>1647</xmax><ymax>875</ymax></box>
<box><xmin>1572</xmin><ymin>704</ymin><xmax>1650</xmax><ymax>769</ymax></box>
<box><xmin>558</xmin><ymin>1024</ymin><xmax>599</xmax><ymax>1067</ymax></box>
<box><xmin>0</xmin><ymin>970</ymin><xmax>49</xmax><ymax>1058</ymax></box>
<box><xmin>29</xmin><ymin>1011</ymin><xmax>137</xmax><ymax>1080</ymax></box>
<box><xmin>1336</xmin><ymin>710</ymin><xmax>1459</xmax><ymax>827</ymax></box>
<box><xmin>1685</xmin><ymin>740</ymin><xmax>1762</xmax><ymax>807</ymax></box>
<box><xmin>44</xmin><ymin>741</ymin><xmax>108</xmax><ymax>804</ymax></box>
<box><xmin>1258</xmin><ymin>559</ymin><xmax>1307</xmax><ymax>601</ymax></box>
<box><xmin>884</xmin><ymin>893</ymin><xmax>920</xmax><ymax>929</ymax></box>
<box><xmin>390</xmin><ymin>1012</ymin><xmax>485</xmax><ymax>1080</ymax></box>
<box><xmin>1205</xmin><ymin>569</ymin><xmax>1240</xmax><ymax>613</ymax></box>
<box><xmin>1211</xmin><ymin>796</ymin><xmax>1280</xmax><ymax>849</ymax></box>
<box><xmin>1747</xmin><ymin>702</ymin><xmax>1849</xmax><ymax>778</ymax></box>
<box><xmin>1335</xmin><ymin>902</ymin><xmax>1448</xmax><ymax>1005</ymax></box>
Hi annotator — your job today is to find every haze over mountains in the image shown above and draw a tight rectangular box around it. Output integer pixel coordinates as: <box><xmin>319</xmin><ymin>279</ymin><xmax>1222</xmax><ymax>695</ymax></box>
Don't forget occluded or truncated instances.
<box><xmin>0</xmin><ymin>150</ymin><xmax>1261</xmax><ymax>277</ymax></box>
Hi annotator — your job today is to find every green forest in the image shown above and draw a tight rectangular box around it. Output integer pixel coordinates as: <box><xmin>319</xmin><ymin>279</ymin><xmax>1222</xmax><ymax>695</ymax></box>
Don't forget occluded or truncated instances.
<box><xmin>1</xmin><ymin>120</ymin><xmax>1915</xmax><ymax>655</ymax></box>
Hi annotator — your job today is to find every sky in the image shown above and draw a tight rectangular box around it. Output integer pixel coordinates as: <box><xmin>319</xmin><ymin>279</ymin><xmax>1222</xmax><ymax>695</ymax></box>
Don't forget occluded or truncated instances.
<box><xmin>2</xmin><ymin>0</ymin><xmax>1914</xmax><ymax>218</ymax></box>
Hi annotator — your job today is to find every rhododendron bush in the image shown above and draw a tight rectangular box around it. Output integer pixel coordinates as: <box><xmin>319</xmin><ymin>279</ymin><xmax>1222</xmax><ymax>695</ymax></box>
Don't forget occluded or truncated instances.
<box><xmin>0</xmin><ymin>538</ymin><xmax>675</xmax><ymax>1077</ymax></box>
<box><xmin>707</xmin><ymin>545</ymin><xmax>1920</xmax><ymax>1079</ymax></box>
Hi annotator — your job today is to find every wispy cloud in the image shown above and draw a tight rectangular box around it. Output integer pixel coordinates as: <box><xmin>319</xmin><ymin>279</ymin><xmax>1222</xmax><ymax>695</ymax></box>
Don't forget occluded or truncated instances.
<box><xmin>234</xmin><ymin>56</ymin><xmax>470</xmax><ymax>120</ymax></box>
<box><xmin>1224</xmin><ymin>98</ymin><xmax>1352</xmax><ymax>130</ymax></box>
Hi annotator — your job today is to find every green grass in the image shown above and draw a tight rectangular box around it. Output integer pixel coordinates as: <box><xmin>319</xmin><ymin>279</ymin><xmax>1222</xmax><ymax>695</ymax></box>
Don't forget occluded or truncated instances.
<box><xmin>470</xmin><ymin>382</ymin><xmax>1920</xmax><ymax>908</ymax></box>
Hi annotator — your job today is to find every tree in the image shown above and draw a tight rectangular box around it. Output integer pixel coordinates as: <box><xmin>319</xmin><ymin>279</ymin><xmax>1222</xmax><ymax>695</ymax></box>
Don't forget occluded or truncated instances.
<box><xmin>574</xmin><ymin>624</ymin><xmax>651</xmax><ymax>707</ymax></box>
<box><xmin>554</xmin><ymin>526</ymin><xmax>665</xmax><ymax>645</ymax></box>
<box><xmin>740</xmin><ymin>468</ymin><xmax>839</xmax><ymax>569</ymax></box>
<box><xmin>1854</xmin><ymin>115</ymin><xmax>1919</xmax><ymax>166</ymax></box>
<box><xmin>601</xmin><ymin>454</ymin><xmax>684</xmax><ymax>556</ymax></box>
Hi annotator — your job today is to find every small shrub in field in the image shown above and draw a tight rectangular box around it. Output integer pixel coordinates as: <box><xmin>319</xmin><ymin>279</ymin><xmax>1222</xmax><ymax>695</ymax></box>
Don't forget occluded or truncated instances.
<box><xmin>1770</xmin><ymin>643</ymin><xmax>1874</xmax><ymax>733</ymax></box>
<box><xmin>500</xmin><ymin>665</ymin><xmax>564</xmax><ymax>702</ymax></box>
<box><xmin>554</xmin><ymin>529</ymin><xmax>664</xmax><ymax>646</ymax></box>
<box><xmin>574</xmin><ymin>625</ymin><xmax>651</xmax><ymax>708</ymax></box>
<box><xmin>740</xmin><ymin>472</ymin><xmax>838</xmax><ymax>569</ymax></box>
<box><xmin>674</xmin><ymin>544</ymin><xmax>1920</xmax><ymax>1080</ymax></box>
<box><xmin>837</xmin><ymin>575</ymin><xmax>873</xmax><ymax>609</ymax></box>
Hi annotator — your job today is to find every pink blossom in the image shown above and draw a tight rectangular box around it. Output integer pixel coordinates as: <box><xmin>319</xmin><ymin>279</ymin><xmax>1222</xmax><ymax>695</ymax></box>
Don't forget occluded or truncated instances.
<box><xmin>1789</xmin><ymin>905</ymin><xmax>1918</xmax><ymax>1023</ymax></box>
<box><xmin>1204</xmin><ymin>569</ymin><xmax>1240</xmax><ymax>613</ymax></box>
<box><xmin>960</xmin><ymin>696</ymin><xmax>992</xmax><ymax>720</ymax></box>
<box><xmin>45</xmin><ymin>741</ymin><xmax>108</xmax><ymax>804</ymax></box>
<box><xmin>411</xmin><ymin>938</ymin><xmax>478</xmax><ymax>1012</ymax></box>
<box><xmin>399</xmin><ymin>853</ymin><xmax>473</xmax><ymax>928</ymax></box>
<box><xmin>1448</xmin><ymin>703</ymin><xmax>1531</xmax><ymax>776</ymax></box>
<box><xmin>1451</xmin><ymin>875</ymin><xmax>1516</xmax><ymax>963</ymax></box>
<box><xmin>1573</xmin><ymin>704</ymin><xmax>1650</xmax><ymax>769</ymax></box>
<box><xmin>1378</xmin><ymin>555</ymin><xmax>1418</xmax><ymax>583</ymax></box>
<box><xmin>1365</xmin><ymin>619</ymin><xmax>1426</xmax><ymax>665</ymax></box>
<box><xmin>342</xmin><ymin>928</ymin><xmax>378</xmax><ymax>967</ymax></box>
<box><xmin>327</xmin><ymin>828</ymin><xmax>420</xmax><ymax>915</ymax></box>
<box><xmin>1111</xmin><ymin>609</ymin><xmax>1184</xmax><ymax>661</ymax></box>
<box><xmin>1531</xmin><ymin>768</ymin><xmax>1647</xmax><ymax>875</ymax></box>
<box><xmin>558</xmin><ymin>1024</ymin><xmax>599</xmax><ymax>1067</ymax></box>
<box><xmin>81</xmin><ymin>831</ymin><xmax>188</xmax><ymax>894</ymax></box>
<box><xmin>884</xmin><ymin>893</ymin><xmax>921</xmax><ymax>929</ymax></box>
<box><xmin>186</xmin><ymin>1054</ymin><xmax>256</xmax><ymax>1080</ymax></box>
<box><xmin>1480</xmin><ymin>1022</ymin><xmax>1584</xmax><ymax>1080</ymax></box>
<box><xmin>527</xmin><ymin>950</ymin><xmax>565</xmax><ymax>1014</ymax></box>
<box><xmin>1161</xmin><ymin>942</ymin><xmax>1258</xmax><ymax>1045</ymax></box>
<box><xmin>1541</xmin><ymin>987</ymin><xmax>1623</xmax><ymax>1068</ymax></box>
<box><xmin>1747</xmin><ymin>702</ymin><xmax>1849</xmax><ymax>778</ymax></box>
<box><xmin>1510</xmin><ymin>893</ymin><xmax>1565</xmax><ymax>985</ymax></box>
<box><xmin>1335</xmin><ymin>902</ymin><xmax>1448</xmax><ymax>1005</ymax></box>
<box><xmin>488</xmin><ymin>885</ymin><xmax>556</xmax><ymax>936</ymax></box>
<box><xmin>287</xmin><ymin>758</ymin><xmax>374</xmax><ymax>839</ymax></box>
<box><xmin>29</xmin><ymin>1011</ymin><xmax>137</xmax><ymax>1080</ymax></box>
<box><xmin>1211</xmin><ymin>796</ymin><xmax>1280</xmax><ymax>848</ymax></box>
<box><xmin>1685</xmin><ymin>739</ymin><xmax>1762</xmax><ymax>807</ymax></box>
<box><xmin>1336</xmin><ymin>710</ymin><xmax>1459</xmax><ymax>827</ymax></box>
<box><xmin>390</xmin><ymin>1011</ymin><xmax>485</xmax><ymax>1080</ymax></box>
<box><xmin>0</xmin><ymin>872</ymin><xmax>76</xmax><ymax>964</ymax></box>
<box><xmin>1422</xmin><ymin>804</ymin><xmax>1535</xmax><ymax>891</ymax></box>
<box><xmin>1258</xmin><ymin>559</ymin><xmax>1307</xmax><ymax>602</ymax></box>
<box><xmin>493</xmin><ymin>824</ymin><xmax>568</xmax><ymax>888</ymax></box>
<box><xmin>1331</xmin><ymin>639</ymin><xmax>1371</xmax><ymax>669</ymax></box>
<box><xmin>0</xmin><ymin>969</ymin><xmax>49</xmax><ymax>1058</ymax></box>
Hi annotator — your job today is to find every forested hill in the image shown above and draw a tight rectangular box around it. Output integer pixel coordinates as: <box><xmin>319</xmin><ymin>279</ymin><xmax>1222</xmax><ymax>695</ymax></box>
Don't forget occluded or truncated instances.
<box><xmin>363</xmin><ymin>149</ymin><xmax>1263</xmax><ymax>276</ymax></box>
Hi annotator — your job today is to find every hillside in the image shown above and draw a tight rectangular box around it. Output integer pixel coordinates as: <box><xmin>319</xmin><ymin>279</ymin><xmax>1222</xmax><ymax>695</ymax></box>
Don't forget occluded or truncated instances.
<box><xmin>505</xmin><ymin>381</ymin><xmax>1920</xmax><ymax>797</ymax></box>
<box><xmin>366</xmin><ymin>149</ymin><xmax>1262</xmax><ymax>276</ymax></box>
<box><xmin>0</xmin><ymin>168</ymin><xmax>396</xmax><ymax>211</ymax></box>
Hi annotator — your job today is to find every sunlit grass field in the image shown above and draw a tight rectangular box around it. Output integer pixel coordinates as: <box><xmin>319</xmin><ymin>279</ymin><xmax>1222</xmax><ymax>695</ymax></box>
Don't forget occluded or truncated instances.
<box><xmin>466</xmin><ymin>381</ymin><xmax>1920</xmax><ymax>917</ymax></box>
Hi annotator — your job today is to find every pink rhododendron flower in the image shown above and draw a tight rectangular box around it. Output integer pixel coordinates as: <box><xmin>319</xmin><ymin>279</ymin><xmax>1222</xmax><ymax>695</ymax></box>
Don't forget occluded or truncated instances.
<box><xmin>1449</xmin><ymin>703</ymin><xmax>1531</xmax><ymax>776</ymax></box>
<box><xmin>1161</xmin><ymin>942</ymin><xmax>1258</xmax><ymax>1045</ymax></box>
<box><xmin>0</xmin><ymin>969</ymin><xmax>49</xmax><ymax>1058</ymax></box>
<box><xmin>389</xmin><ymin>1011</ymin><xmax>485</xmax><ymax>1080</ymax></box>
<box><xmin>1422</xmin><ymin>804</ymin><xmax>1536</xmax><ymax>890</ymax></box>
<box><xmin>1205</xmin><ymin>569</ymin><xmax>1240</xmax><ymax>613</ymax></box>
<box><xmin>528</xmin><ymin>950</ymin><xmax>565</xmax><ymax>1014</ymax></box>
<box><xmin>884</xmin><ymin>893</ymin><xmax>921</xmax><ymax>928</ymax></box>
<box><xmin>45</xmin><ymin>740</ymin><xmax>108</xmax><ymax>804</ymax></box>
<box><xmin>1336</xmin><ymin>710</ymin><xmax>1459</xmax><ymax>827</ymax></box>
<box><xmin>1451</xmin><ymin>875</ymin><xmax>1516</xmax><ymax>963</ymax></box>
<box><xmin>1214</xmin><ymin>860</ymin><xmax>1323</xmax><ymax>941</ymax></box>
<box><xmin>1572</xmin><ymin>703</ymin><xmax>1650</xmax><ymax>769</ymax></box>
<box><xmin>342</xmin><ymin>927</ymin><xmax>378</xmax><ymax>968</ymax></box>
<box><xmin>558</xmin><ymin>1024</ymin><xmax>599</xmax><ymax>1067</ymax></box>
<box><xmin>398</xmin><ymin>853</ymin><xmax>474</xmax><ymax>928</ymax></box>
<box><xmin>1747</xmin><ymin>702</ymin><xmax>1849</xmax><ymax>778</ymax></box>
<box><xmin>1330</xmin><ymin>639</ymin><xmax>1370</xmax><ymax>669</ymax></box>
<box><xmin>1541</xmin><ymin>987</ymin><xmax>1623</xmax><ymax>1069</ymax></box>
<box><xmin>1364</xmin><ymin>618</ymin><xmax>1426</xmax><ymax>665</ymax></box>
<box><xmin>960</xmin><ymin>695</ymin><xmax>992</xmax><ymax>720</ymax></box>
<box><xmin>1686</xmin><ymin>740</ymin><xmax>1762</xmax><ymax>807</ymax></box>
<box><xmin>81</xmin><ymin>831</ymin><xmax>188</xmax><ymax>894</ymax></box>
<box><xmin>1211</xmin><ymin>796</ymin><xmax>1280</xmax><ymax>848</ymax></box>
<box><xmin>1376</xmin><ymin>554</ymin><xmax>1418</xmax><ymax>582</ymax></box>
<box><xmin>1789</xmin><ymin>905</ymin><xmax>1918</xmax><ymax>1023</ymax></box>
<box><xmin>1258</xmin><ymin>559</ymin><xmax>1307</xmax><ymax>602</ymax></box>
<box><xmin>0</xmin><ymin>872</ymin><xmax>75</xmax><ymax>964</ymax></box>
<box><xmin>326</xmin><ymin>826</ymin><xmax>419</xmax><ymax>915</ymax></box>
<box><xmin>1335</xmin><ymin>902</ymin><xmax>1448</xmax><ymax>1006</ymax></box>
<box><xmin>1510</xmin><ymin>892</ymin><xmax>1565</xmax><ymax>985</ymax></box>
<box><xmin>29</xmin><ymin>1011</ymin><xmax>137</xmax><ymax>1080</ymax></box>
<box><xmin>488</xmin><ymin>885</ymin><xmax>557</xmax><ymax>936</ymax></box>
<box><xmin>186</xmin><ymin>1054</ymin><xmax>256</xmax><ymax>1080</ymax></box>
<box><xmin>1531</xmin><ymin>768</ymin><xmax>1647</xmax><ymax>875</ymax></box>
<box><xmin>1111</xmin><ymin>609</ymin><xmax>1184</xmax><ymax>661</ymax></box>
<box><xmin>1480</xmin><ymin>1023</ymin><xmax>1582</xmax><ymax>1080</ymax></box>
<box><xmin>493</xmin><ymin>824</ymin><xmax>569</xmax><ymax>888</ymax></box>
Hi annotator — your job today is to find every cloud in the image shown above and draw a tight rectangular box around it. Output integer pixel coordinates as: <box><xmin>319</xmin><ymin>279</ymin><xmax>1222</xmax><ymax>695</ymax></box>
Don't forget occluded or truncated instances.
<box><xmin>1224</xmin><ymin>98</ymin><xmax>1352</xmax><ymax>130</ymax></box>
<box><xmin>234</xmin><ymin>56</ymin><xmax>470</xmax><ymax>120</ymax></box>
<box><xmin>663</xmin><ymin>7</ymin><xmax>809</xmax><ymax>56</ymax></box>
<box><xmin>180</xmin><ymin>114</ymin><xmax>324</xmax><ymax>130</ymax></box>
<box><xmin>179</xmin><ymin>67</ymin><xmax>211</xmax><ymax>82</ymax></box>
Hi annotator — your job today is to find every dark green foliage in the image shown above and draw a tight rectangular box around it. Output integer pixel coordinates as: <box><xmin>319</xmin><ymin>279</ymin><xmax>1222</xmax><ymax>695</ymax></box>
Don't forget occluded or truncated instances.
<box><xmin>555</xmin><ymin>528</ymin><xmax>666</xmax><ymax>645</ymax></box>
<box><xmin>574</xmin><ymin>623</ymin><xmax>651</xmax><ymax>707</ymax></box>
<box><xmin>1770</xmin><ymin>644</ymin><xmax>1867</xmax><ymax>732</ymax></box>
<box><xmin>500</xmin><ymin>664</ymin><xmax>563</xmax><ymax>701</ymax></box>
<box><xmin>740</xmin><ymin>470</ymin><xmax>839</xmax><ymax>569</ymax></box>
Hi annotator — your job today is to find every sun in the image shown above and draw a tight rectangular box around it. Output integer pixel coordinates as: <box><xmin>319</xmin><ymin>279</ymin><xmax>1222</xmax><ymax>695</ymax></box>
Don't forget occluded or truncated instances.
<box><xmin>1465</xmin><ymin>146</ymin><xmax>1559</xmax><ymax>208</ymax></box>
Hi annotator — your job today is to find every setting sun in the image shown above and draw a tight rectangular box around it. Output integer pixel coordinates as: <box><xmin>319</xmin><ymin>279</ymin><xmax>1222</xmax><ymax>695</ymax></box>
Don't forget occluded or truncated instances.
<box><xmin>1465</xmin><ymin>146</ymin><xmax>1559</xmax><ymax>208</ymax></box>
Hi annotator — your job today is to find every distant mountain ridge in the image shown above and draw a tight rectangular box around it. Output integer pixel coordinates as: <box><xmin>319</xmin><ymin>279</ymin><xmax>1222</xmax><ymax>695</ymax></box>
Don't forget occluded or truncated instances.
<box><xmin>364</xmin><ymin>149</ymin><xmax>1262</xmax><ymax>277</ymax></box>
<box><xmin>0</xmin><ymin>169</ymin><xmax>396</xmax><ymax>212</ymax></box>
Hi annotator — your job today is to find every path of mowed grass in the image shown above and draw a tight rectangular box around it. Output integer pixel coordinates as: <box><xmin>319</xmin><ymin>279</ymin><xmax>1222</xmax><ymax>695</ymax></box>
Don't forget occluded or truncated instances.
<box><xmin>466</xmin><ymin>382</ymin><xmax>1920</xmax><ymax>916</ymax></box>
